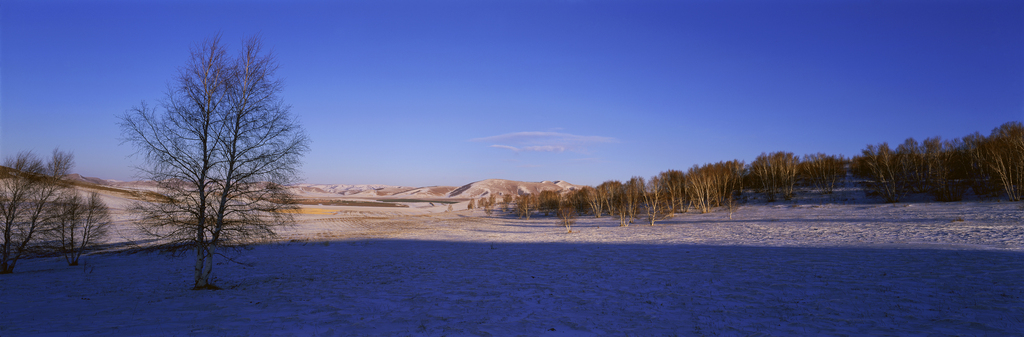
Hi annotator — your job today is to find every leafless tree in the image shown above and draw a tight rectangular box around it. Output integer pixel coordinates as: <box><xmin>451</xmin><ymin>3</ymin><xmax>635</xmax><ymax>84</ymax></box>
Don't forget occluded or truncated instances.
<box><xmin>750</xmin><ymin>152</ymin><xmax>798</xmax><ymax>201</ymax></box>
<box><xmin>852</xmin><ymin>143</ymin><xmax>908</xmax><ymax>203</ymax></box>
<box><xmin>798</xmin><ymin>153</ymin><xmax>848</xmax><ymax>195</ymax></box>
<box><xmin>579</xmin><ymin>186</ymin><xmax>601</xmax><ymax>218</ymax></box>
<box><xmin>482</xmin><ymin>195</ymin><xmax>494</xmax><ymax>216</ymax></box>
<box><xmin>621</xmin><ymin>177</ymin><xmax>644</xmax><ymax>225</ymax></box>
<box><xmin>0</xmin><ymin>149</ymin><xmax>74</xmax><ymax>273</ymax></box>
<box><xmin>896</xmin><ymin>138</ymin><xmax>928</xmax><ymax>193</ymax></box>
<box><xmin>515</xmin><ymin>194</ymin><xmax>535</xmax><ymax>219</ymax></box>
<box><xmin>53</xmin><ymin>191</ymin><xmax>111</xmax><ymax>266</ymax></box>
<box><xmin>467</xmin><ymin>198</ymin><xmax>476</xmax><ymax>210</ymax></box>
<box><xmin>595</xmin><ymin>181</ymin><xmax>619</xmax><ymax>217</ymax></box>
<box><xmin>641</xmin><ymin>175</ymin><xmax>671</xmax><ymax>226</ymax></box>
<box><xmin>500</xmin><ymin>194</ymin><xmax>513</xmax><ymax>214</ymax></box>
<box><xmin>962</xmin><ymin>132</ymin><xmax>1001</xmax><ymax>198</ymax></box>
<box><xmin>659</xmin><ymin>170</ymin><xmax>687</xmax><ymax>214</ymax></box>
<box><xmin>686</xmin><ymin>164</ymin><xmax>717</xmax><ymax>214</ymax></box>
<box><xmin>119</xmin><ymin>35</ymin><xmax>309</xmax><ymax>289</ymax></box>
<box><xmin>718</xmin><ymin>160</ymin><xmax>746</xmax><ymax>206</ymax></box>
<box><xmin>556</xmin><ymin>195</ymin><xmax>576</xmax><ymax>233</ymax></box>
<box><xmin>921</xmin><ymin>137</ymin><xmax>970</xmax><ymax>201</ymax></box>
<box><xmin>537</xmin><ymin>190</ymin><xmax>560</xmax><ymax>216</ymax></box>
<box><xmin>978</xmin><ymin>122</ymin><xmax>1024</xmax><ymax>201</ymax></box>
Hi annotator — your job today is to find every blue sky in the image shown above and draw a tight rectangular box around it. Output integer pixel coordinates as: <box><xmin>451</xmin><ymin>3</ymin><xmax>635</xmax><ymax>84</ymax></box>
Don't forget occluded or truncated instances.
<box><xmin>2</xmin><ymin>1</ymin><xmax>1022</xmax><ymax>187</ymax></box>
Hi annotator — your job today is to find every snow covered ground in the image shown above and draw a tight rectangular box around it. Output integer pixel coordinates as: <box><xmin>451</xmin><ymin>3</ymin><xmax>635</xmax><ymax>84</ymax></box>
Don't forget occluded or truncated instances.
<box><xmin>3</xmin><ymin>201</ymin><xmax>1022</xmax><ymax>336</ymax></box>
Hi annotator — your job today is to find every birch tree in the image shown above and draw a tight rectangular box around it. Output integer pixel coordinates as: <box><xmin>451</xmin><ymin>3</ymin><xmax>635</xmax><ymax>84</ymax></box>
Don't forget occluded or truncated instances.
<box><xmin>980</xmin><ymin>122</ymin><xmax>1024</xmax><ymax>201</ymax></box>
<box><xmin>798</xmin><ymin>153</ymin><xmax>847</xmax><ymax>195</ymax></box>
<box><xmin>852</xmin><ymin>143</ymin><xmax>908</xmax><ymax>203</ymax></box>
<box><xmin>0</xmin><ymin>149</ymin><xmax>74</xmax><ymax>273</ymax></box>
<box><xmin>641</xmin><ymin>175</ymin><xmax>671</xmax><ymax>226</ymax></box>
<box><xmin>119</xmin><ymin>35</ymin><xmax>309</xmax><ymax>289</ymax></box>
<box><xmin>54</xmin><ymin>191</ymin><xmax>111</xmax><ymax>266</ymax></box>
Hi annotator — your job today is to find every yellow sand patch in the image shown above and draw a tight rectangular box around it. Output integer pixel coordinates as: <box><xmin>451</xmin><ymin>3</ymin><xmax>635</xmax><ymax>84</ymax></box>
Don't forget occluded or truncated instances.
<box><xmin>280</xmin><ymin>207</ymin><xmax>336</xmax><ymax>215</ymax></box>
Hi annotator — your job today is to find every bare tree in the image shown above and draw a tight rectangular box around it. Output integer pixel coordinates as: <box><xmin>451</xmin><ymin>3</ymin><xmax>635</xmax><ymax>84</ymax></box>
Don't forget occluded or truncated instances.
<box><xmin>921</xmin><ymin>137</ymin><xmax>970</xmax><ymax>201</ymax></box>
<box><xmin>501</xmin><ymin>194</ymin><xmax>513</xmax><ymax>214</ymax></box>
<box><xmin>54</xmin><ymin>191</ymin><xmax>111</xmax><ymax>266</ymax></box>
<box><xmin>717</xmin><ymin>160</ymin><xmax>746</xmax><ymax>206</ymax></box>
<box><xmin>896</xmin><ymin>138</ymin><xmax>928</xmax><ymax>193</ymax></box>
<box><xmin>686</xmin><ymin>164</ymin><xmax>717</xmax><ymax>214</ymax></box>
<box><xmin>537</xmin><ymin>190</ymin><xmax>560</xmax><ymax>216</ymax></box>
<box><xmin>482</xmin><ymin>195</ymin><xmax>494</xmax><ymax>216</ymax></box>
<box><xmin>595</xmin><ymin>181</ymin><xmax>618</xmax><ymax>217</ymax></box>
<box><xmin>602</xmin><ymin>180</ymin><xmax>629</xmax><ymax>226</ymax></box>
<box><xmin>979</xmin><ymin>122</ymin><xmax>1024</xmax><ymax>201</ymax></box>
<box><xmin>963</xmin><ymin>132</ymin><xmax>1001</xmax><ymax>199</ymax></box>
<box><xmin>467</xmin><ymin>198</ymin><xmax>476</xmax><ymax>210</ymax></box>
<box><xmin>556</xmin><ymin>194</ymin><xmax>576</xmax><ymax>233</ymax></box>
<box><xmin>0</xmin><ymin>149</ymin><xmax>74</xmax><ymax>273</ymax></box>
<box><xmin>515</xmin><ymin>194</ymin><xmax>535</xmax><ymax>219</ymax></box>
<box><xmin>621</xmin><ymin>177</ymin><xmax>644</xmax><ymax>225</ymax></box>
<box><xmin>659</xmin><ymin>170</ymin><xmax>687</xmax><ymax>214</ymax></box>
<box><xmin>119</xmin><ymin>35</ymin><xmax>309</xmax><ymax>289</ymax></box>
<box><xmin>641</xmin><ymin>175</ymin><xmax>671</xmax><ymax>226</ymax></box>
<box><xmin>852</xmin><ymin>143</ymin><xmax>908</xmax><ymax>203</ymax></box>
<box><xmin>798</xmin><ymin>153</ymin><xmax>848</xmax><ymax>195</ymax></box>
<box><xmin>750</xmin><ymin>152</ymin><xmax>798</xmax><ymax>201</ymax></box>
<box><xmin>579</xmin><ymin>186</ymin><xmax>601</xmax><ymax>218</ymax></box>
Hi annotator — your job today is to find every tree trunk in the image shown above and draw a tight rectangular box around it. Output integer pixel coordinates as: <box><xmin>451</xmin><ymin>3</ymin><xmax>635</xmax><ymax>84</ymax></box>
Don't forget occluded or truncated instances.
<box><xmin>194</xmin><ymin>246</ymin><xmax>217</xmax><ymax>289</ymax></box>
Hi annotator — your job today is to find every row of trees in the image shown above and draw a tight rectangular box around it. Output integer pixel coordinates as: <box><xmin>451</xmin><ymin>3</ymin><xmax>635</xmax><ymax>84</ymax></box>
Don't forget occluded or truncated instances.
<box><xmin>853</xmin><ymin>121</ymin><xmax>1024</xmax><ymax>203</ymax></box>
<box><xmin>468</xmin><ymin>121</ymin><xmax>1024</xmax><ymax>227</ymax></box>
<box><xmin>0</xmin><ymin>150</ymin><xmax>111</xmax><ymax>274</ymax></box>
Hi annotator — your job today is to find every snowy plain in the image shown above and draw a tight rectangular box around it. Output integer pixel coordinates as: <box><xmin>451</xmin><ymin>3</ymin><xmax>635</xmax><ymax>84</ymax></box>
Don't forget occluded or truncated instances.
<box><xmin>2</xmin><ymin>199</ymin><xmax>1023</xmax><ymax>336</ymax></box>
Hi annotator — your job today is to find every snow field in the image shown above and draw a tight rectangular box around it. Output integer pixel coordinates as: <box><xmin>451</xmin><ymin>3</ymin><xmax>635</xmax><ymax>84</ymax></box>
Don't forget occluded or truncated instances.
<box><xmin>2</xmin><ymin>201</ymin><xmax>1022</xmax><ymax>336</ymax></box>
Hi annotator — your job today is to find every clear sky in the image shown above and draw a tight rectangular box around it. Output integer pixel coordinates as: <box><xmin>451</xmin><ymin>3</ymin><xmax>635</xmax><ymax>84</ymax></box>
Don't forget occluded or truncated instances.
<box><xmin>2</xmin><ymin>1</ymin><xmax>1022</xmax><ymax>187</ymax></box>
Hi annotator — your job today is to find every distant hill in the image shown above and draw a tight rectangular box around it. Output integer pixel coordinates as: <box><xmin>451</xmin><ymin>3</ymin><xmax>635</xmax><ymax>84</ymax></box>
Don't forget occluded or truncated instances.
<box><xmin>4</xmin><ymin>167</ymin><xmax>580</xmax><ymax>201</ymax></box>
<box><xmin>284</xmin><ymin>179</ymin><xmax>581</xmax><ymax>199</ymax></box>
<box><xmin>445</xmin><ymin>179</ymin><xmax>581</xmax><ymax>198</ymax></box>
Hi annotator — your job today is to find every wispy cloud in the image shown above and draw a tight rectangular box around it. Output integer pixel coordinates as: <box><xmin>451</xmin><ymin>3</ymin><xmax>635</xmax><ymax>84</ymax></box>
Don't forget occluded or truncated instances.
<box><xmin>472</xmin><ymin>132</ymin><xmax>617</xmax><ymax>153</ymax></box>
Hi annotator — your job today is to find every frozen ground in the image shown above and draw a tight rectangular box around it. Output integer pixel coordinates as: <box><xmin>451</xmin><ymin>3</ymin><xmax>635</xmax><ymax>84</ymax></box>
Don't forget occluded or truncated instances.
<box><xmin>2</xmin><ymin>201</ymin><xmax>1023</xmax><ymax>336</ymax></box>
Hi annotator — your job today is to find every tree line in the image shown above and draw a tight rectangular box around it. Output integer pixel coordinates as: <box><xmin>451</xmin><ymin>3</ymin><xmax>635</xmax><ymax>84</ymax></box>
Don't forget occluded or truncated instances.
<box><xmin>467</xmin><ymin>121</ymin><xmax>1024</xmax><ymax>227</ymax></box>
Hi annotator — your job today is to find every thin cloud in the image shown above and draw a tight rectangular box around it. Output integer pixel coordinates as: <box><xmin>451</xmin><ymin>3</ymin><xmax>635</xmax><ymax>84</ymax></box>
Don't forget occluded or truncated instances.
<box><xmin>490</xmin><ymin>145</ymin><xmax>520</xmax><ymax>151</ymax></box>
<box><xmin>472</xmin><ymin>132</ymin><xmax>617</xmax><ymax>153</ymax></box>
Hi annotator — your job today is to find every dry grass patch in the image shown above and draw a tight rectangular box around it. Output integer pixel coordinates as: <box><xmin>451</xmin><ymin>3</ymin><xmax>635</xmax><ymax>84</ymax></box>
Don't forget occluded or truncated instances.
<box><xmin>280</xmin><ymin>207</ymin><xmax>337</xmax><ymax>215</ymax></box>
